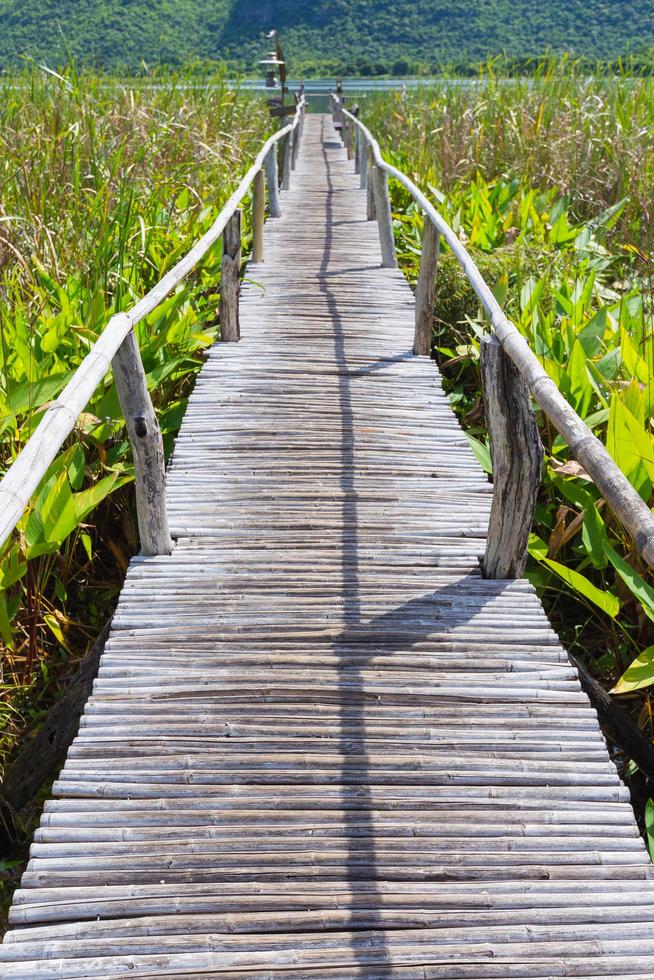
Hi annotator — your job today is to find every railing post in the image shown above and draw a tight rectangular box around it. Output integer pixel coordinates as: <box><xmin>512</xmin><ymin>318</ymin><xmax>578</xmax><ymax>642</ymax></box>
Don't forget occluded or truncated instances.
<box><xmin>371</xmin><ymin>165</ymin><xmax>397</xmax><ymax>268</ymax></box>
<box><xmin>414</xmin><ymin>219</ymin><xmax>440</xmax><ymax>356</ymax></box>
<box><xmin>358</xmin><ymin>133</ymin><xmax>367</xmax><ymax>188</ymax></box>
<box><xmin>281</xmin><ymin>132</ymin><xmax>292</xmax><ymax>190</ymax></box>
<box><xmin>220</xmin><ymin>209</ymin><xmax>241</xmax><ymax>342</ymax></box>
<box><xmin>291</xmin><ymin>124</ymin><xmax>300</xmax><ymax>170</ymax></box>
<box><xmin>112</xmin><ymin>329</ymin><xmax>173</xmax><ymax>557</ymax></box>
<box><xmin>252</xmin><ymin>169</ymin><xmax>265</xmax><ymax>263</ymax></box>
<box><xmin>264</xmin><ymin>145</ymin><xmax>281</xmax><ymax>218</ymax></box>
<box><xmin>481</xmin><ymin>335</ymin><xmax>544</xmax><ymax>579</ymax></box>
<box><xmin>366</xmin><ymin>147</ymin><xmax>376</xmax><ymax>220</ymax></box>
<box><xmin>347</xmin><ymin>106</ymin><xmax>358</xmax><ymax>161</ymax></box>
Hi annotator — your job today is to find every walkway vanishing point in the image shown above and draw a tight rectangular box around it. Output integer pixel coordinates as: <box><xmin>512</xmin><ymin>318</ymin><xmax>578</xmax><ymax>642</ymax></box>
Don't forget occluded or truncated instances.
<box><xmin>3</xmin><ymin>113</ymin><xmax>654</xmax><ymax>978</ymax></box>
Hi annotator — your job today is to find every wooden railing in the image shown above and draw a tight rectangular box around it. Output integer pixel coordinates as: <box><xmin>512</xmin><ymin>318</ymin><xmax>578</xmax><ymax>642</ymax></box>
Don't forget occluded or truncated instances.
<box><xmin>0</xmin><ymin>98</ymin><xmax>307</xmax><ymax>557</ymax></box>
<box><xmin>332</xmin><ymin>93</ymin><xmax>654</xmax><ymax>579</ymax></box>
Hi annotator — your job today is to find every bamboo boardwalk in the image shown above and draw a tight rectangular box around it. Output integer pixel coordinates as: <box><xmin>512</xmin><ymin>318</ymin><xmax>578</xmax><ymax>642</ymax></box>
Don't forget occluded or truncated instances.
<box><xmin>3</xmin><ymin>113</ymin><xmax>654</xmax><ymax>977</ymax></box>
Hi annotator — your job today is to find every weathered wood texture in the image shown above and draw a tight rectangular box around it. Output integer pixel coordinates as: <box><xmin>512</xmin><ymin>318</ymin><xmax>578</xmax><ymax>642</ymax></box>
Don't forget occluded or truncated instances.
<box><xmin>481</xmin><ymin>335</ymin><xmax>544</xmax><ymax>579</ymax></box>
<box><xmin>264</xmin><ymin>145</ymin><xmax>281</xmax><ymax>218</ymax></box>
<box><xmin>413</xmin><ymin>219</ymin><xmax>440</xmax><ymax>356</ymax></box>
<box><xmin>251</xmin><ymin>169</ymin><xmax>265</xmax><ymax>263</ymax></box>
<box><xmin>112</xmin><ymin>330</ymin><xmax>173</xmax><ymax>555</ymax></box>
<box><xmin>371</xmin><ymin>164</ymin><xmax>397</xmax><ymax>268</ymax></box>
<box><xmin>219</xmin><ymin>209</ymin><xmax>241</xmax><ymax>342</ymax></box>
<box><xmin>2</xmin><ymin>114</ymin><xmax>653</xmax><ymax>978</ymax></box>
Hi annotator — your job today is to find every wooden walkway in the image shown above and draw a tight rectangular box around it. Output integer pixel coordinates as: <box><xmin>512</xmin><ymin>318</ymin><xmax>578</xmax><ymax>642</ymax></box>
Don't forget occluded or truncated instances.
<box><xmin>3</xmin><ymin>114</ymin><xmax>654</xmax><ymax>977</ymax></box>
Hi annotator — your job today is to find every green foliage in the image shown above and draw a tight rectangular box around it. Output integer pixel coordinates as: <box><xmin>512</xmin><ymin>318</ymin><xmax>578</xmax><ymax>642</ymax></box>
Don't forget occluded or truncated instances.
<box><xmin>1</xmin><ymin>2</ymin><xmax>654</xmax><ymax>73</ymax></box>
<box><xmin>0</xmin><ymin>66</ymin><xmax>269</xmax><ymax>767</ymax></box>
<box><xmin>367</xmin><ymin>78</ymin><xmax>654</xmax><ymax>724</ymax></box>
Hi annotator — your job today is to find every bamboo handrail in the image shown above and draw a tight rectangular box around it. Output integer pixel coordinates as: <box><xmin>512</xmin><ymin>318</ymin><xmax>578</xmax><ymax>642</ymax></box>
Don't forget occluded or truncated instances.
<box><xmin>332</xmin><ymin>94</ymin><xmax>654</xmax><ymax>572</ymax></box>
<box><xmin>0</xmin><ymin>98</ymin><xmax>307</xmax><ymax>553</ymax></box>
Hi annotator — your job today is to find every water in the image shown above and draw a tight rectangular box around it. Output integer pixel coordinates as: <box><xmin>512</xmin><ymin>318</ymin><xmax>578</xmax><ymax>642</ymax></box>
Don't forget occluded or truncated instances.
<box><xmin>231</xmin><ymin>77</ymin><xmax>445</xmax><ymax>112</ymax></box>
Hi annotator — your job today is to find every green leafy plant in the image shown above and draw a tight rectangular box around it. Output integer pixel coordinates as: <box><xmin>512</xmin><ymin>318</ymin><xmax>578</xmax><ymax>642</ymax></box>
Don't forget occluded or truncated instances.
<box><xmin>0</xmin><ymin>65</ymin><xmax>269</xmax><ymax>769</ymax></box>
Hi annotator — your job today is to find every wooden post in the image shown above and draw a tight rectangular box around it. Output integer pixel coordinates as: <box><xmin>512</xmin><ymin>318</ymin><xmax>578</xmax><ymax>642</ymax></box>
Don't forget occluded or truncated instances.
<box><xmin>366</xmin><ymin>147</ymin><xmax>376</xmax><ymax>220</ymax></box>
<box><xmin>264</xmin><ymin>145</ymin><xmax>281</xmax><ymax>218</ymax></box>
<box><xmin>342</xmin><ymin>115</ymin><xmax>348</xmax><ymax>150</ymax></box>
<box><xmin>281</xmin><ymin>132</ymin><xmax>292</xmax><ymax>190</ymax></box>
<box><xmin>291</xmin><ymin>125</ymin><xmax>299</xmax><ymax>170</ymax></box>
<box><xmin>252</xmin><ymin>169</ymin><xmax>265</xmax><ymax>263</ymax></box>
<box><xmin>372</xmin><ymin>165</ymin><xmax>397</xmax><ymax>268</ymax></box>
<box><xmin>220</xmin><ymin>209</ymin><xmax>241</xmax><ymax>342</ymax></box>
<box><xmin>112</xmin><ymin>330</ymin><xmax>173</xmax><ymax>557</ymax></box>
<box><xmin>354</xmin><ymin>128</ymin><xmax>360</xmax><ymax>175</ymax></box>
<box><xmin>414</xmin><ymin>219</ymin><xmax>440</xmax><ymax>356</ymax></box>
<box><xmin>481</xmin><ymin>334</ymin><xmax>543</xmax><ymax>579</ymax></box>
<box><xmin>358</xmin><ymin>132</ymin><xmax>368</xmax><ymax>189</ymax></box>
<box><xmin>347</xmin><ymin>106</ymin><xmax>358</xmax><ymax>161</ymax></box>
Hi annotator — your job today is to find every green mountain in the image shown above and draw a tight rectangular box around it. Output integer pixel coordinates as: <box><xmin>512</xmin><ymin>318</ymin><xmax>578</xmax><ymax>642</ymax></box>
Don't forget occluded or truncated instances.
<box><xmin>0</xmin><ymin>0</ymin><xmax>653</xmax><ymax>74</ymax></box>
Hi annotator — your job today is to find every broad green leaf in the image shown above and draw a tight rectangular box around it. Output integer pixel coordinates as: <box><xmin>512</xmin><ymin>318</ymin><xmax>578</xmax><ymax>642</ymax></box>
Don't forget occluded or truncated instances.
<box><xmin>621</xmin><ymin>327</ymin><xmax>650</xmax><ymax>385</ymax></box>
<box><xmin>542</xmin><ymin>557</ymin><xmax>620</xmax><ymax>617</ymax></box>
<box><xmin>80</xmin><ymin>532</ymin><xmax>93</xmax><ymax>562</ymax></box>
<box><xmin>646</xmin><ymin>800</ymin><xmax>654</xmax><ymax>861</ymax></box>
<box><xmin>566</xmin><ymin>339</ymin><xmax>593</xmax><ymax>416</ymax></box>
<box><xmin>68</xmin><ymin>444</ymin><xmax>85</xmax><ymax>491</ymax></box>
<box><xmin>553</xmin><ymin>477</ymin><xmax>607</xmax><ymax>568</ymax></box>
<box><xmin>578</xmin><ymin>307</ymin><xmax>607</xmax><ymax>358</ymax></box>
<box><xmin>0</xmin><ymin>543</ymin><xmax>28</xmax><ymax>589</ymax></box>
<box><xmin>7</xmin><ymin>371</ymin><xmax>74</xmax><ymax>416</ymax></box>
<box><xmin>611</xmin><ymin>646</ymin><xmax>654</xmax><ymax>694</ymax></box>
<box><xmin>465</xmin><ymin>433</ymin><xmax>492</xmax><ymax>474</ymax></box>
<box><xmin>0</xmin><ymin>591</ymin><xmax>14</xmax><ymax>648</ymax></box>
<box><xmin>606</xmin><ymin>394</ymin><xmax>651</xmax><ymax>498</ymax></box>
<box><xmin>44</xmin><ymin>613</ymin><xmax>66</xmax><ymax>646</ymax></box>
<box><xmin>40</xmin><ymin>472</ymin><xmax>77</xmax><ymax>545</ymax></box>
<box><xmin>74</xmin><ymin>474</ymin><xmax>132</xmax><ymax>523</ymax></box>
<box><xmin>605</xmin><ymin>543</ymin><xmax>654</xmax><ymax>623</ymax></box>
<box><xmin>528</xmin><ymin>533</ymin><xmax>548</xmax><ymax>560</ymax></box>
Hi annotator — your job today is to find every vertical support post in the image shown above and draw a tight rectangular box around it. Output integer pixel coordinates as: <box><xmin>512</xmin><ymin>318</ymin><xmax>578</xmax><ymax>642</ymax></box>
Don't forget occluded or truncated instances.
<box><xmin>347</xmin><ymin>106</ymin><xmax>358</xmax><ymax>161</ymax></box>
<box><xmin>481</xmin><ymin>335</ymin><xmax>544</xmax><ymax>579</ymax></box>
<box><xmin>220</xmin><ymin>209</ymin><xmax>241</xmax><ymax>342</ymax></box>
<box><xmin>342</xmin><ymin>114</ymin><xmax>348</xmax><ymax>150</ymax></box>
<box><xmin>358</xmin><ymin>133</ymin><xmax>367</xmax><ymax>188</ymax></box>
<box><xmin>354</xmin><ymin>127</ymin><xmax>360</xmax><ymax>175</ymax></box>
<box><xmin>291</xmin><ymin>123</ymin><xmax>300</xmax><ymax>169</ymax></box>
<box><xmin>371</xmin><ymin>165</ymin><xmax>397</xmax><ymax>268</ymax></box>
<box><xmin>264</xmin><ymin>144</ymin><xmax>281</xmax><ymax>218</ymax></box>
<box><xmin>281</xmin><ymin>131</ymin><xmax>292</xmax><ymax>190</ymax></box>
<box><xmin>112</xmin><ymin>330</ymin><xmax>173</xmax><ymax>557</ymax></box>
<box><xmin>414</xmin><ymin>219</ymin><xmax>440</xmax><ymax>356</ymax></box>
<box><xmin>252</xmin><ymin>169</ymin><xmax>265</xmax><ymax>263</ymax></box>
<box><xmin>366</xmin><ymin>147</ymin><xmax>376</xmax><ymax>220</ymax></box>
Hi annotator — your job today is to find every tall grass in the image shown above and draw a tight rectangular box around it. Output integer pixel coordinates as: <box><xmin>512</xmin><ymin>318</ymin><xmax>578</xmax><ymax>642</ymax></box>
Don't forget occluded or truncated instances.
<box><xmin>366</xmin><ymin>72</ymin><xmax>654</xmax><ymax>813</ymax></box>
<box><xmin>0</xmin><ymin>67</ymin><xmax>269</xmax><ymax>772</ymax></box>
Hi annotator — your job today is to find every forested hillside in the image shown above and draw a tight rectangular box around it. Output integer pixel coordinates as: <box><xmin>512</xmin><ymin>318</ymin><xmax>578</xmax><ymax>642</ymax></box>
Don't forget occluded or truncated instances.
<box><xmin>0</xmin><ymin>0</ymin><xmax>653</xmax><ymax>73</ymax></box>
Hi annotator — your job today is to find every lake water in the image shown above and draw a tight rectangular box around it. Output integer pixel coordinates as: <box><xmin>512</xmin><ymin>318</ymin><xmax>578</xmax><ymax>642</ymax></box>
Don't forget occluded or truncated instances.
<box><xmin>232</xmin><ymin>77</ymin><xmax>447</xmax><ymax>112</ymax></box>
